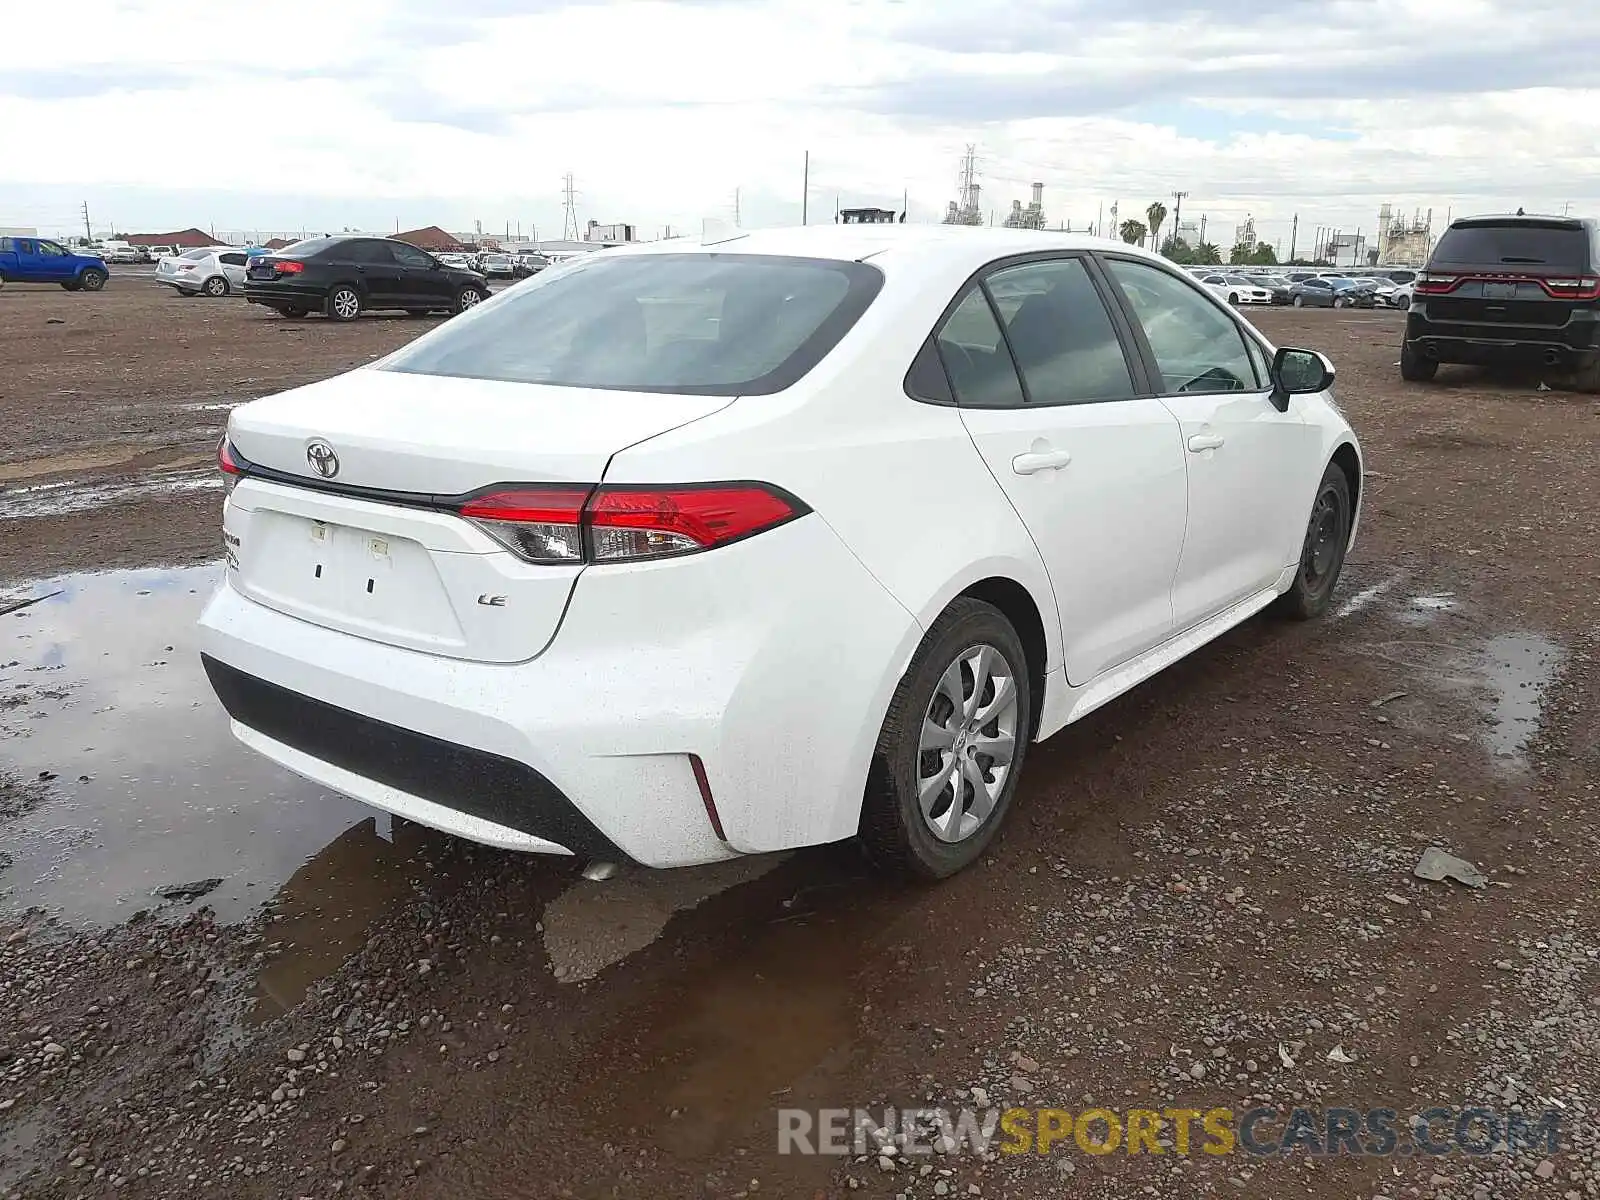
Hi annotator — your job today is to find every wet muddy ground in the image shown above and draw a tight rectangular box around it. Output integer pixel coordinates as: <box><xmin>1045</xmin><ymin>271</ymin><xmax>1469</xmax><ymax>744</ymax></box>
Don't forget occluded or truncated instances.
<box><xmin>3</xmin><ymin>295</ymin><xmax>1600</xmax><ymax>1200</ymax></box>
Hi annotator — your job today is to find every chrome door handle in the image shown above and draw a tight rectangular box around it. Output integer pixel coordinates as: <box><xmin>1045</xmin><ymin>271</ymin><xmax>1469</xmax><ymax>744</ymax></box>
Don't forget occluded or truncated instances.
<box><xmin>1011</xmin><ymin>449</ymin><xmax>1073</xmax><ymax>475</ymax></box>
<box><xmin>1187</xmin><ymin>433</ymin><xmax>1225</xmax><ymax>452</ymax></box>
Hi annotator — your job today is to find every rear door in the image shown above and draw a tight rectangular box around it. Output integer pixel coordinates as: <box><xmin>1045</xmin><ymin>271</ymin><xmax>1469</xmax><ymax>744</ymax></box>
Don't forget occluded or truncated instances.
<box><xmin>217</xmin><ymin>251</ymin><xmax>249</xmax><ymax>288</ymax></box>
<box><xmin>945</xmin><ymin>254</ymin><xmax>1188</xmax><ymax>684</ymax></box>
<box><xmin>344</xmin><ymin>239</ymin><xmax>404</xmax><ymax>305</ymax></box>
<box><xmin>1099</xmin><ymin>255</ymin><xmax>1319</xmax><ymax>627</ymax></box>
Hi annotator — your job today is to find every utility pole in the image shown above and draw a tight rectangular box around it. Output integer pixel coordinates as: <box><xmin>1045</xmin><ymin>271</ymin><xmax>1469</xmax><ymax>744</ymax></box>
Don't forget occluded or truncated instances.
<box><xmin>902</xmin><ymin>188</ymin><xmax>908</xmax><ymax>221</ymax></box>
<box><xmin>1170</xmin><ymin>190</ymin><xmax>1188</xmax><ymax>254</ymax></box>
<box><xmin>1562</xmin><ymin>201</ymin><xmax>1572</xmax><ymax>216</ymax></box>
<box><xmin>561</xmin><ymin>173</ymin><xmax>580</xmax><ymax>241</ymax></box>
<box><xmin>1199</xmin><ymin>213</ymin><xmax>1207</xmax><ymax>245</ymax></box>
<box><xmin>1096</xmin><ymin>200</ymin><xmax>1103</xmax><ymax>238</ymax></box>
<box><xmin>801</xmin><ymin>151</ymin><xmax>809</xmax><ymax>225</ymax></box>
<box><xmin>734</xmin><ymin>187</ymin><xmax>740</xmax><ymax>228</ymax></box>
<box><xmin>1110</xmin><ymin>200</ymin><xmax>1119</xmax><ymax>239</ymax></box>
<box><xmin>1288</xmin><ymin>213</ymin><xmax>1298</xmax><ymax>262</ymax></box>
<box><xmin>81</xmin><ymin>201</ymin><xmax>92</xmax><ymax>243</ymax></box>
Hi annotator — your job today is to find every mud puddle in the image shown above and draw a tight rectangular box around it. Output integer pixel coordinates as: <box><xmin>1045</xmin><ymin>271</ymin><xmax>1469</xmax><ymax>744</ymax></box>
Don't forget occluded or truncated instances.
<box><xmin>1</xmin><ymin>469</ymin><xmax>220</xmax><ymax>521</ymax></box>
<box><xmin>0</xmin><ymin>563</ymin><xmax>368</xmax><ymax>924</ymax></box>
<box><xmin>1479</xmin><ymin>632</ymin><xmax>1563</xmax><ymax>766</ymax></box>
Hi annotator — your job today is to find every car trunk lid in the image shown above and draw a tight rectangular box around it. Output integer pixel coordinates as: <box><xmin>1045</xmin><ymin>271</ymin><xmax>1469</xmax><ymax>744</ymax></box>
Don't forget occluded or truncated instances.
<box><xmin>223</xmin><ymin>369</ymin><xmax>735</xmax><ymax>662</ymax></box>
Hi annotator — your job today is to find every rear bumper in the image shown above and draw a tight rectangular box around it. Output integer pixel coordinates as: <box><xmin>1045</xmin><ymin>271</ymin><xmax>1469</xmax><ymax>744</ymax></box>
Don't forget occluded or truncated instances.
<box><xmin>198</xmin><ymin>512</ymin><xmax>922</xmax><ymax>868</ymax></box>
<box><xmin>1404</xmin><ymin>329</ymin><xmax>1600</xmax><ymax>369</ymax></box>
<box><xmin>244</xmin><ymin>282</ymin><xmax>326</xmax><ymax>306</ymax></box>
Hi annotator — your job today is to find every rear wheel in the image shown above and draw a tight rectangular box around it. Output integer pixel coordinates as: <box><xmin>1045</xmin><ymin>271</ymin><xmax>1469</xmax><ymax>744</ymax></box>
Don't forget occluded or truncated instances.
<box><xmin>1559</xmin><ymin>356</ymin><xmax>1600</xmax><ymax>394</ymax></box>
<box><xmin>203</xmin><ymin>274</ymin><xmax>228</xmax><ymax>297</ymax></box>
<box><xmin>1400</xmin><ymin>342</ymin><xmax>1438</xmax><ymax>382</ymax></box>
<box><xmin>1273</xmin><ymin>462</ymin><xmax>1352</xmax><ymax>620</ymax></box>
<box><xmin>79</xmin><ymin>269</ymin><xmax>107</xmax><ymax>292</ymax></box>
<box><xmin>454</xmin><ymin>286</ymin><xmax>487</xmax><ymax>315</ymax></box>
<box><xmin>326</xmin><ymin>285</ymin><xmax>362</xmax><ymax>322</ymax></box>
<box><xmin>1292</xmin><ymin>295</ymin><xmax>1304</xmax><ymax>308</ymax></box>
<box><xmin>278</xmin><ymin>306</ymin><xmax>309</xmax><ymax>319</ymax></box>
<box><xmin>860</xmin><ymin>599</ymin><xmax>1032</xmax><ymax>879</ymax></box>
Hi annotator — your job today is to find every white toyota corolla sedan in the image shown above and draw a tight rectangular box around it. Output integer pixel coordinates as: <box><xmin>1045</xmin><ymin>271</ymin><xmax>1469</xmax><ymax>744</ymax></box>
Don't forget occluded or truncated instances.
<box><xmin>199</xmin><ymin>225</ymin><xmax>1363</xmax><ymax>879</ymax></box>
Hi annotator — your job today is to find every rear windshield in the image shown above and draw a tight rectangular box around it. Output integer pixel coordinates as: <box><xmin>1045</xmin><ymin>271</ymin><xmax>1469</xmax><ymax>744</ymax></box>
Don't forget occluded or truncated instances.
<box><xmin>1432</xmin><ymin>221</ymin><xmax>1589</xmax><ymax>269</ymax></box>
<box><xmin>180</xmin><ymin>247</ymin><xmax>214</xmax><ymax>260</ymax></box>
<box><xmin>275</xmin><ymin>237</ymin><xmax>340</xmax><ymax>258</ymax></box>
<box><xmin>377</xmin><ymin>252</ymin><xmax>885</xmax><ymax>396</ymax></box>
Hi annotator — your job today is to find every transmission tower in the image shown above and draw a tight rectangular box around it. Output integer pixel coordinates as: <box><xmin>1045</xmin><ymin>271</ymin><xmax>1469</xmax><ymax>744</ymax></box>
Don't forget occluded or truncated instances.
<box><xmin>561</xmin><ymin>173</ymin><xmax>580</xmax><ymax>241</ymax></box>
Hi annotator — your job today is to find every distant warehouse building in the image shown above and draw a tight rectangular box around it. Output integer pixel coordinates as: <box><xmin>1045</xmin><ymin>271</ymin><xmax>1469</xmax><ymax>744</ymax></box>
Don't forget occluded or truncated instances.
<box><xmin>127</xmin><ymin>228</ymin><xmax>227</xmax><ymax>249</ymax></box>
<box><xmin>0</xmin><ymin>225</ymin><xmax>39</xmax><ymax>237</ymax></box>
<box><xmin>395</xmin><ymin>225</ymin><xmax>467</xmax><ymax>253</ymax></box>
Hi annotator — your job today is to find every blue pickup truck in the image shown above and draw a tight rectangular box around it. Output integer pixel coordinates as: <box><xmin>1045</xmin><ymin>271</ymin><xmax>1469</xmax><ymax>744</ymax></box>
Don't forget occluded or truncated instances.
<box><xmin>0</xmin><ymin>236</ymin><xmax>109</xmax><ymax>291</ymax></box>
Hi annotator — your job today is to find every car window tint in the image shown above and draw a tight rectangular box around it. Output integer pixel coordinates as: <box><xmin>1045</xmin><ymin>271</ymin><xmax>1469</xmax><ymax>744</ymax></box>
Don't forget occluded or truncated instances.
<box><xmin>934</xmin><ymin>289</ymin><xmax>1025</xmax><ymax>408</ymax></box>
<box><xmin>39</xmin><ymin>241</ymin><xmax>66</xmax><ymax>257</ymax></box>
<box><xmin>0</xmin><ymin>238</ymin><xmax>11</xmax><ymax>253</ymax></box>
<box><xmin>985</xmin><ymin>258</ymin><xmax>1135</xmax><ymax>403</ymax></box>
<box><xmin>378</xmin><ymin>252</ymin><xmax>882</xmax><ymax>397</ymax></box>
<box><xmin>346</xmin><ymin>241</ymin><xmax>394</xmax><ymax>264</ymax></box>
<box><xmin>391</xmin><ymin>243</ymin><xmax>433</xmax><ymax>268</ymax></box>
<box><xmin>1105</xmin><ymin>258</ymin><xmax>1259</xmax><ymax>394</ymax></box>
<box><xmin>1244</xmin><ymin>336</ymin><xmax>1271</xmax><ymax>389</ymax></box>
<box><xmin>219</xmin><ymin>252</ymin><xmax>246</xmax><ymax>266</ymax></box>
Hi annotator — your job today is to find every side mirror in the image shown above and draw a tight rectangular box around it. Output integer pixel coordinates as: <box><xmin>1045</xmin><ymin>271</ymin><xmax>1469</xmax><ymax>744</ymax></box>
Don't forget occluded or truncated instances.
<box><xmin>1270</xmin><ymin>346</ymin><xmax>1334</xmax><ymax>410</ymax></box>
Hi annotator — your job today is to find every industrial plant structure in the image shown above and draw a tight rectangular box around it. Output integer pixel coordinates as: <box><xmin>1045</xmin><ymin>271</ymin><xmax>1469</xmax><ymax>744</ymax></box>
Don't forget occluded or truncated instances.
<box><xmin>1376</xmin><ymin>204</ymin><xmax>1433</xmax><ymax>267</ymax></box>
<box><xmin>942</xmin><ymin>145</ymin><xmax>984</xmax><ymax>226</ymax></box>
<box><xmin>1003</xmin><ymin>183</ymin><xmax>1048</xmax><ymax>230</ymax></box>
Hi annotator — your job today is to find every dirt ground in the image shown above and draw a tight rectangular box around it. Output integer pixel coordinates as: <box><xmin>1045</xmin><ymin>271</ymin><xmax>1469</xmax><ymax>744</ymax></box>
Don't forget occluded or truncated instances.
<box><xmin>3</xmin><ymin>284</ymin><xmax>1599</xmax><ymax>1200</ymax></box>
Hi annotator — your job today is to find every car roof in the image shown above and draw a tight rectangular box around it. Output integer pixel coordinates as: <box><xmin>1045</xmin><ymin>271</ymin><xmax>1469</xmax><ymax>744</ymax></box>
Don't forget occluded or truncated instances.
<box><xmin>607</xmin><ymin>224</ymin><xmax>1166</xmax><ymax>274</ymax></box>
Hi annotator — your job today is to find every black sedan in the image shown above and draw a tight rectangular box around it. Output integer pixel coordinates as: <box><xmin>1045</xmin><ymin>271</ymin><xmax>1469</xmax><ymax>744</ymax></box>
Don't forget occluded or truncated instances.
<box><xmin>1288</xmin><ymin>277</ymin><xmax>1378</xmax><ymax>309</ymax></box>
<box><xmin>243</xmin><ymin>235</ymin><xmax>492</xmax><ymax>321</ymax></box>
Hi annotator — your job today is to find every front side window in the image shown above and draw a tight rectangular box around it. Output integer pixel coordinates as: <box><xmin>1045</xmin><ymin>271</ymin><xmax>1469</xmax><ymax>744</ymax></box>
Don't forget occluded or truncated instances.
<box><xmin>934</xmin><ymin>289</ymin><xmax>1025</xmax><ymax>408</ymax></box>
<box><xmin>1103</xmin><ymin>258</ymin><xmax>1260</xmax><ymax>393</ymax></box>
<box><xmin>38</xmin><ymin>241</ymin><xmax>67</xmax><ymax>257</ymax></box>
<box><xmin>378</xmin><ymin>252</ymin><xmax>883</xmax><ymax>396</ymax></box>
<box><xmin>391</xmin><ymin>243</ymin><xmax>433</xmax><ymax>268</ymax></box>
<box><xmin>984</xmin><ymin>258</ymin><xmax>1136</xmax><ymax>403</ymax></box>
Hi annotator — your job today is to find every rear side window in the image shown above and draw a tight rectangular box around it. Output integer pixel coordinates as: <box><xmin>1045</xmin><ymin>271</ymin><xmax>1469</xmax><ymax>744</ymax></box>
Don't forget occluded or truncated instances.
<box><xmin>378</xmin><ymin>252</ymin><xmax>883</xmax><ymax>396</ymax></box>
<box><xmin>1432</xmin><ymin>221</ymin><xmax>1589</xmax><ymax>269</ymax></box>
<box><xmin>984</xmin><ymin>258</ymin><xmax>1135</xmax><ymax>403</ymax></box>
<box><xmin>277</xmin><ymin>237</ymin><xmax>340</xmax><ymax>258</ymax></box>
<box><xmin>935</xmin><ymin>290</ymin><xmax>1026</xmax><ymax>408</ymax></box>
<box><xmin>181</xmin><ymin>247</ymin><xmax>212</xmax><ymax>260</ymax></box>
<box><xmin>219</xmin><ymin>252</ymin><xmax>246</xmax><ymax>266</ymax></box>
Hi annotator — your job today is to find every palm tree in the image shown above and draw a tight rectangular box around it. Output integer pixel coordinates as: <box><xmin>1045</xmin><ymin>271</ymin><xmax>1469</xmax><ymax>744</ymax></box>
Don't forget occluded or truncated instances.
<box><xmin>1145</xmin><ymin>201</ymin><xmax>1168</xmax><ymax>252</ymax></box>
<box><xmin>1119</xmin><ymin>218</ymin><xmax>1147</xmax><ymax>246</ymax></box>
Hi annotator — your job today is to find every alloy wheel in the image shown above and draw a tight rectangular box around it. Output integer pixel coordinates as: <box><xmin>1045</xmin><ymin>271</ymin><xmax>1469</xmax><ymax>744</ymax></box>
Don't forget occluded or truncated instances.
<box><xmin>331</xmin><ymin>288</ymin><xmax>360</xmax><ymax>320</ymax></box>
<box><xmin>458</xmin><ymin>288</ymin><xmax>483</xmax><ymax>312</ymax></box>
<box><xmin>916</xmin><ymin>643</ymin><xmax>1019</xmax><ymax>843</ymax></box>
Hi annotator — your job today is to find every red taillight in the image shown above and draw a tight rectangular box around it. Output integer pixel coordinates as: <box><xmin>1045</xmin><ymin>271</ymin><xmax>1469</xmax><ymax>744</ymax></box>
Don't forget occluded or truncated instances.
<box><xmin>459</xmin><ymin>486</ymin><xmax>590</xmax><ymax>564</ymax></box>
<box><xmin>218</xmin><ymin>438</ymin><xmax>243</xmax><ymax>475</ymax></box>
<box><xmin>457</xmin><ymin>483</ymin><xmax>804</xmax><ymax>564</ymax></box>
<box><xmin>1414</xmin><ymin>272</ymin><xmax>1459</xmax><ymax>294</ymax></box>
<box><xmin>274</xmin><ymin>260</ymin><xmax>304</xmax><ymax>274</ymax></box>
<box><xmin>586</xmin><ymin>485</ymin><xmax>800</xmax><ymax>561</ymax></box>
<box><xmin>1542</xmin><ymin>276</ymin><xmax>1600</xmax><ymax>299</ymax></box>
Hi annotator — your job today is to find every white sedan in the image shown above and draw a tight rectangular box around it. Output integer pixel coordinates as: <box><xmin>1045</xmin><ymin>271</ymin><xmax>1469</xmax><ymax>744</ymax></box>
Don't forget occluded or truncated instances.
<box><xmin>1200</xmin><ymin>273</ymin><xmax>1273</xmax><ymax>305</ymax></box>
<box><xmin>156</xmin><ymin>247</ymin><xmax>249</xmax><ymax>296</ymax></box>
<box><xmin>199</xmin><ymin>227</ymin><xmax>1362</xmax><ymax>879</ymax></box>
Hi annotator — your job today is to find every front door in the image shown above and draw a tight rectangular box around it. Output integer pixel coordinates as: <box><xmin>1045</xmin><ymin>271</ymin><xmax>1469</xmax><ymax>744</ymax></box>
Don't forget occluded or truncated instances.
<box><xmin>1098</xmin><ymin>256</ymin><xmax>1320</xmax><ymax>630</ymax></box>
<box><xmin>389</xmin><ymin>241</ymin><xmax>451</xmax><ymax>306</ymax></box>
<box><xmin>943</xmin><ymin>255</ymin><xmax>1189</xmax><ymax>685</ymax></box>
<box><xmin>34</xmin><ymin>239</ymin><xmax>75</xmax><ymax>281</ymax></box>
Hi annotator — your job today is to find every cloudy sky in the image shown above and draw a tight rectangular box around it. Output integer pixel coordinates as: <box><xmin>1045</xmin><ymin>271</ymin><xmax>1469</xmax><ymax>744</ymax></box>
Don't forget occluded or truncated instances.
<box><xmin>5</xmin><ymin>0</ymin><xmax>1598</xmax><ymax>253</ymax></box>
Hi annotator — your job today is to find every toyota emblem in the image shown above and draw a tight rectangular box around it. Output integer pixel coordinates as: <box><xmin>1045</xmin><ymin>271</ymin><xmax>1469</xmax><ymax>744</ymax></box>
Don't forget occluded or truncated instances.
<box><xmin>306</xmin><ymin>440</ymin><xmax>340</xmax><ymax>478</ymax></box>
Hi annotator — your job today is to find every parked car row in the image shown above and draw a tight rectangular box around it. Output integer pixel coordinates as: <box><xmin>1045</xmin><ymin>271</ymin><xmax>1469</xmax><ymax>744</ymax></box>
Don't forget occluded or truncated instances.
<box><xmin>1184</xmin><ymin>265</ymin><xmax>1417</xmax><ymax>310</ymax></box>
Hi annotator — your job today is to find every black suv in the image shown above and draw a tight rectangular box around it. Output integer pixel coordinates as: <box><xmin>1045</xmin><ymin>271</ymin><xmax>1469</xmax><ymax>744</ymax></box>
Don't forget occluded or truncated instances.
<box><xmin>243</xmin><ymin>235</ymin><xmax>491</xmax><ymax>321</ymax></box>
<box><xmin>1401</xmin><ymin>213</ymin><xmax>1600</xmax><ymax>388</ymax></box>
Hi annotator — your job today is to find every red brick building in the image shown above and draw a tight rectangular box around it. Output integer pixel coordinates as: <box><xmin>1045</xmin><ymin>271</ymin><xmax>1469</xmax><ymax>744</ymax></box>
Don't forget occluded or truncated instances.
<box><xmin>126</xmin><ymin>228</ymin><xmax>227</xmax><ymax>249</ymax></box>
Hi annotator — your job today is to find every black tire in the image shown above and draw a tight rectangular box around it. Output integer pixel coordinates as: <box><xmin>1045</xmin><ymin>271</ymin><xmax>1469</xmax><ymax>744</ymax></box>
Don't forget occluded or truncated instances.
<box><xmin>1227</xmin><ymin>292</ymin><xmax>1239</xmax><ymax>306</ymax></box>
<box><xmin>203</xmin><ymin>274</ymin><xmax>228</xmax><ymax>297</ymax></box>
<box><xmin>1400</xmin><ymin>342</ymin><xmax>1438</xmax><ymax>382</ymax></box>
<box><xmin>860</xmin><ymin>599</ymin><xmax>1033</xmax><ymax>880</ymax></box>
<box><xmin>79</xmin><ymin>269</ymin><xmax>107</xmax><ymax>292</ymax></box>
<box><xmin>1558</xmin><ymin>356</ymin><xmax>1600</xmax><ymax>394</ymax></box>
<box><xmin>1273</xmin><ymin>462</ymin><xmax>1353</xmax><ymax>621</ymax></box>
<box><xmin>278</xmin><ymin>306</ymin><xmax>309</xmax><ymax>319</ymax></box>
<box><xmin>454</xmin><ymin>286</ymin><xmax>487</xmax><ymax>315</ymax></box>
<box><xmin>1292</xmin><ymin>295</ymin><xmax>1304</xmax><ymax>308</ymax></box>
<box><xmin>60</xmin><ymin>281</ymin><xmax>81</xmax><ymax>291</ymax></box>
<box><xmin>326</xmin><ymin>285</ymin><xmax>362</xmax><ymax>322</ymax></box>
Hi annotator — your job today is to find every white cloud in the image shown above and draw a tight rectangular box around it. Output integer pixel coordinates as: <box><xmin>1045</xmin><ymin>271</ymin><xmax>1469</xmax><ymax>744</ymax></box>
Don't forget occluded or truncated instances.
<box><xmin>3</xmin><ymin>0</ymin><xmax>1598</xmax><ymax>251</ymax></box>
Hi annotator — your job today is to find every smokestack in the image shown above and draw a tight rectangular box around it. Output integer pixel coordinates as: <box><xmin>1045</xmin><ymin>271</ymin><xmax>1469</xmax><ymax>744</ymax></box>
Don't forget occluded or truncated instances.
<box><xmin>1031</xmin><ymin>182</ymin><xmax>1043</xmax><ymax>207</ymax></box>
